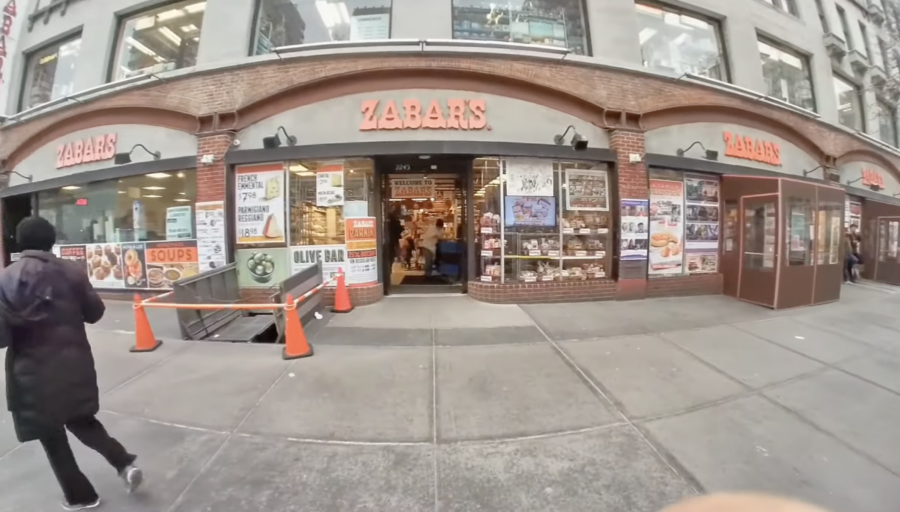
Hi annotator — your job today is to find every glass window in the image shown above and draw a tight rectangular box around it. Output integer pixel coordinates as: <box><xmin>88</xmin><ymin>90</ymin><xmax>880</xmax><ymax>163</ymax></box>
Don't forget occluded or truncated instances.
<box><xmin>253</xmin><ymin>0</ymin><xmax>392</xmax><ymax>54</ymax></box>
<box><xmin>834</xmin><ymin>75</ymin><xmax>864</xmax><ymax>131</ymax></box>
<box><xmin>743</xmin><ymin>199</ymin><xmax>777</xmax><ymax>270</ymax></box>
<box><xmin>759</xmin><ymin>0</ymin><xmax>798</xmax><ymax>16</ymax></box>
<box><xmin>758</xmin><ymin>39</ymin><xmax>815</xmax><ymax>112</ymax></box>
<box><xmin>814</xmin><ymin>0</ymin><xmax>828</xmax><ymax>31</ymax></box>
<box><xmin>816</xmin><ymin>200</ymin><xmax>842</xmax><ymax>265</ymax></box>
<box><xmin>635</xmin><ymin>3</ymin><xmax>727</xmax><ymax>81</ymax></box>
<box><xmin>877</xmin><ymin>100</ymin><xmax>898</xmax><ymax>146</ymax></box>
<box><xmin>859</xmin><ymin>21</ymin><xmax>872</xmax><ymax>59</ymax></box>
<box><xmin>786</xmin><ymin>197</ymin><xmax>813</xmax><ymax>266</ymax></box>
<box><xmin>112</xmin><ymin>0</ymin><xmax>206</xmax><ymax>81</ymax></box>
<box><xmin>451</xmin><ymin>0</ymin><xmax>589</xmax><ymax>56</ymax></box>
<box><xmin>20</xmin><ymin>37</ymin><xmax>81</xmax><ymax>111</ymax></box>
<box><xmin>837</xmin><ymin>5</ymin><xmax>853</xmax><ymax>50</ymax></box>
<box><xmin>474</xmin><ymin>158</ymin><xmax>503</xmax><ymax>282</ymax></box>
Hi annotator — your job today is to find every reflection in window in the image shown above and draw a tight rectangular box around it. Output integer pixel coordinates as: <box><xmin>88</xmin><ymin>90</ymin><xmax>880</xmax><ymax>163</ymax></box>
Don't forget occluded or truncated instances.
<box><xmin>759</xmin><ymin>39</ymin><xmax>815</xmax><ymax>112</ymax></box>
<box><xmin>635</xmin><ymin>3</ymin><xmax>726</xmax><ymax>81</ymax></box>
<box><xmin>37</xmin><ymin>171</ymin><xmax>198</xmax><ymax>244</ymax></box>
<box><xmin>834</xmin><ymin>75</ymin><xmax>864</xmax><ymax>131</ymax></box>
<box><xmin>816</xmin><ymin>202</ymin><xmax>842</xmax><ymax>265</ymax></box>
<box><xmin>474</xmin><ymin>158</ymin><xmax>502</xmax><ymax>282</ymax></box>
<box><xmin>786</xmin><ymin>198</ymin><xmax>813</xmax><ymax>266</ymax></box>
<box><xmin>451</xmin><ymin>0</ymin><xmax>589</xmax><ymax>55</ymax></box>
<box><xmin>287</xmin><ymin>159</ymin><xmax>374</xmax><ymax>246</ymax></box>
<box><xmin>877</xmin><ymin>100</ymin><xmax>897</xmax><ymax>147</ymax></box>
<box><xmin>744</xmin><ymin>201</ymin><xmax>777</xmax><ymax>270</ymax></box>
<box><xmin>112</xmin><ymin>0</ymin><xmax>206</xmax><ymax>81</ymax></box>
<box><xmin>253</xmin><ymin>0</ymin><xmax>392</xmax><ymax>54</ymax></box>
<box><xmin>21</xmin><ymin>37</ymin><xmax>81</xmax><ymax>111</ymax></box>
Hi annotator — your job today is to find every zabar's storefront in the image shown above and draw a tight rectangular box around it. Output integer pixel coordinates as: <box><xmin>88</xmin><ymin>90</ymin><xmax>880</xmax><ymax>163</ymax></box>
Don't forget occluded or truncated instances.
<box><xmin>0</xmin><ymin>123</ymin><xmax>220</xmax><ymax>294</ymax></box>
<box><xmin>225</xmin><ymin>88</ymin><xmax>620</xmax><ymax>305</ymax></box>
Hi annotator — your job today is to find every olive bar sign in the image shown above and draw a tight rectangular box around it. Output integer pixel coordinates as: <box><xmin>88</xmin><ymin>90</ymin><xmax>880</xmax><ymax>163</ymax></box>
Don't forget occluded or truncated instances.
<box><xmin>290</xmin><ymin>245</ymin><xmax>346</xmax><ymax>287</ymax></box>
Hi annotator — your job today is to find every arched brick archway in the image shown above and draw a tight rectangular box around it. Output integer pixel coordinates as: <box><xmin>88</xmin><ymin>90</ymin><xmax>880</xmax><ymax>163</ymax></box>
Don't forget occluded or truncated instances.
<box><xmin>4</xmin><ymin>106</ymin><xmax>199</xmax><ymax>169</ymax></box>
<box><xmin>641</xmin><ymin>104</ymin><xmax>828</xmax><ymax>165</ymax></box>
<box><xmin>232</xmin><ymin>68</ymin><xmax>609</xmax><ymax>131</ymax></box>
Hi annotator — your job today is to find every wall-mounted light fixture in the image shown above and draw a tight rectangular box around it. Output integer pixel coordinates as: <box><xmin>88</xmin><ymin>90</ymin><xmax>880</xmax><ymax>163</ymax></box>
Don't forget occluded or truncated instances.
<box><xmin>114</xmin><ymin>144</ymin><xmax>161</xmax><ymax>165</ymax></box>
<box><xmin>676</xmin><ymin>141</ymin><xmax>718</xmax><ymax>161</ymax></box>
<box><xmin>263</xmin><ymin>126</ymin><xmax>297</xmax><ymax>149</ymax></box>
<box><xmin>3</xmin><ymin>170</ymin><xmax>33</xmax><ymax>183</ymax></box>
<box><xmin>803</xmin><ymin>165</ymin><xmax>831</xmax><ymax>177</ymax></box>
<box><xmin>846</xmin><ymin>174</ymin><xmax>884</xmax><ymax>192</ymax></box>
<box><xmin>553</xmin><ymin>125</ymin><xmax>588</xmax><ymax>151</ymax></box>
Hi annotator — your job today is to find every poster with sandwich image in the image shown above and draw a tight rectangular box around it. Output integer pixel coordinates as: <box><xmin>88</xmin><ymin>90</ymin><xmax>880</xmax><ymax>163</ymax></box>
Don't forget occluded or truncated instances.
<box><xmin>316</xmin><ymin>162</ymin><xmax>345</xmax><ymax>207</ymax></box>
<box><xmin>144</xmin><ymin>241</ymin><xmax>200</xmax><ymax>289</ymax></box>
<box><xmin>235</xmin><ymin>163</ymin><xmax>286</xmax><ymax>244</ymax></box>
<box><xmin>648</xmin><ymin>179</ymin><xmax>685</xmax><ymax>276</ymax></box>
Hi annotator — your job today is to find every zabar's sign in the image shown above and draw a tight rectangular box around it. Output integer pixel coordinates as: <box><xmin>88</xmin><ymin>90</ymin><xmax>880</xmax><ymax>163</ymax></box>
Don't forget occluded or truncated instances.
<box><xmin>56</xmin><ymin>133</ymin><xmax>117</xmax><ymax>169</ymax></box>
<box><xmin>391</xmin><ymin>178</ymin><xmax>435</xmax><ymax>199</ymax></box>
<box><xmin>360</xmin><ymin>98</ymin><xmax>487</xmax><ymax>131</ymax></box>
<box><xmin>861</xmin><ymin>168</ymin><xmax>886</xmax><ymax>190</ymax></box>
<box><xmin>722</xmin><ymin>131</ymin><xmax>782</xmax><ymax>167</ymax></box>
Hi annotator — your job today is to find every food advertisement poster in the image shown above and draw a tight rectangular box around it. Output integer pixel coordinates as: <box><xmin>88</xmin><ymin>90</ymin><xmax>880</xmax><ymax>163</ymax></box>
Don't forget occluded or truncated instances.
<box><xmin>316</xmin><ymin>163</ymin><xmax>345</xmax><ymax>207</ymax></box>
<box><xmin>506</xmin><ymin>158</ymin><xmax>554</xmax><ymax>196</ymax></box>
<box><xmin>145</xmin><ymin>241</ymin><xmax>200</xmax><ymax>289</ymax></box>
<box><xmin>58</xmin><ymin>245</ymin><xmax>86</xmax><ymax>266</ymax></box>
<box><xmin>345</xmin><ymin>217</ymin><xmax>378</xmax><ymax>286</ymax></box>
<box><xmin>165</xmin><ymin>206</ymin><xmax>193</xmax><ymax>240</ymax></box>
<box><xmin>235</xmin><ymin>163</ymin><xmax>286</xmax><ymax>244</ymax></box>
<box><xmin>684</xmin><ymin>175</ymin><xmax>720</xmax><ymax>252</ymax></box>
<box><xmin>565</xmin><ymin>169</ymin><xmax>609</xmax><ymax>211</ymax></box>
<box><xmin>291</xmin><ymin>245</ymin><xmax>346</xmax><ymax>286</ymax></box>
<box><xmin>685</xmin><ymin>253</ymin><xmax>718</xmax><ymax>274</ymax></box>
<box><xmin>648</xmin><ymin>180</ymin><xmax>684</xmax><ymax>275</ymax></box>
<box><xmin>196</xmin><ymin>201</ymin><xmax>227</xmax><ymax>271</ymax></box>
<box><xmin>504</xmin><ymin>196</ymin><xmax>556</xmax><ymax>227</ymax></box>
<box><xmin>390</xmin><ymin>179</ymin><xmax>435</xmax><ymax>199</ymax></box>
<box><xmin>86</xmin><ymin>243</ymin><xmax>125</xmax><ymax>289</ymax></box>
<box><xmin>236</xmin><ymin>248</ymin><xmax>290</xmax><ymax>289</ymax></box>
<box><xmin>845</xmin><ymin>200</ymin><xmax>861</xmax><ymax>229</ymax></box>
<box><xmin>620</xmin><ymin>199</ymin><xmax>649</xmax><ymax>260</ymax></box>
<box><xmin>121</xmin><ymin>243</ymin><xmax>148</xmax><ymax>289</ymax></box>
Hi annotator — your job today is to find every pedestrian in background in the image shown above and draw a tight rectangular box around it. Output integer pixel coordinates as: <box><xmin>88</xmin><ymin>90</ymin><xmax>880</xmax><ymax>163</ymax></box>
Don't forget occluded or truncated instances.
<box><xmin>0</xmin><ymin>216</ymin><xmax>143</xmax><ymax>510</ymax></box>
<box><xmin>844</xmin><ymin>223</ymin><xmax>861</xmax><ymax>283</ymax></box>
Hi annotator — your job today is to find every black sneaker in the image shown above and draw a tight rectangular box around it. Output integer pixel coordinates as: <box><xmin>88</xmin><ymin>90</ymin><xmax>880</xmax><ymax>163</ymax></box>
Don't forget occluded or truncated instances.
<box><xmin>61</xmin><ymin>498</ymin><xmax>100</xmax><ymax>511</ymax></box>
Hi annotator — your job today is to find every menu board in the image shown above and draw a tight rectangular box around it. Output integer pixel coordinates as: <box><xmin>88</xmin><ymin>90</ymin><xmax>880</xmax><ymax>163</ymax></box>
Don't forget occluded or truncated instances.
<box><xmin>345</xmin><ymin>217</ymin><xmax>377</xmax><ymax>285</ymax></box>
<box><xmin>291</xmin><ymin>245</ymin><xmax>346</xmax><ymax>286</ymax></box>
<box><xmin>648</xmin><ymin>180</ymin><xmax>685</xmax><ymax>276</ymax></box>
<box><xmin>196</xmin><ymin>201</ymin><xmax>227</xmax><ymax>271</ymax></box>
<box><xmin>506</xmin><ymin>158</ymin><xmax>554</xmax><ymax>196</ymax></box>
<box><xmin>235</xmin><ymin>163</ymin><xmax>286</xmax><ymax>244</ymax></box>
<box><xmin>565</xmin><ymin>169</ymin><xmax>609</xmax><ymax>211</ymax></box>
<box><xmin>144</xmin><ymin>241</ymin><xmax>200</xmax><ymax>289</ymax></box>
<box><xmin>316</xmin><ymin>163</ymin><xmax>345</xmax><ymax>207</ymax></box>
<box><xmin>166</xmin><ymin>206</ymin><xmax>193</xmax><ymax>240</ymax></box>
<box><xmin>620</xmin><ymin>199</ymin><xmax>649</xmax><ymax>260</ymax></box>
<box><xmin>845</xmin><ymin>200</ymin><xmax>862</xmax><ymax>228</ymax></box>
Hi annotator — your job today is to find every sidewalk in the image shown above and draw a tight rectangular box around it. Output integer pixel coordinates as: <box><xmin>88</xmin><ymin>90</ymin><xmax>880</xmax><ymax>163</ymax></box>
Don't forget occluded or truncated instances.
<box><xmin>2</xmin><ymin>284</ymin><xmax>900</xmax><ymax>512</ymax></box>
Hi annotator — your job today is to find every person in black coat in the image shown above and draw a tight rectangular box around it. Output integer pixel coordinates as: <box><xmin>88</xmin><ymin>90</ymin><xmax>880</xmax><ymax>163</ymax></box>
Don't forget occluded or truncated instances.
<box><xmin>0</xmin><ymin>217</ymin><xmax>143</xmax><ymax>510</ymax></box>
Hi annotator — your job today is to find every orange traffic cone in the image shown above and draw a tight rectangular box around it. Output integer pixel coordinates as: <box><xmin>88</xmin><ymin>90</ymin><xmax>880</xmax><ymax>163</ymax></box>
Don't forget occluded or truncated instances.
<box><xmin>283</xmin><ymin>294</ymin><xmax>314</xmax><ymax>360</ymax></box>
<box><xmin>130</xmin><ymin>294</ymin><xmax>163</xmax><ymax>353</ymax></box>
<box><xmin>332</xmin><ymin>269</ymin><xmax>353</xmax><ymax>313</ymax></box>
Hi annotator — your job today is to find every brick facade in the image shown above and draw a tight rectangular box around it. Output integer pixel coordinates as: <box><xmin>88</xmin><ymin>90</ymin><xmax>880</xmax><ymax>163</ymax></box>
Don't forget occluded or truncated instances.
<box><xmin>469</xmin><ymin>279</ymin><xmax>617</xmax><ymax>304</ymax></box>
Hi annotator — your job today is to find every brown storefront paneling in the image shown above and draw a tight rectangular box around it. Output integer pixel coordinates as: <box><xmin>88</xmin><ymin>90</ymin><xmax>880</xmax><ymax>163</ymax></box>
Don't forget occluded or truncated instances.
<box><xmin>814</xmin><ymin>185</ymin><xmax>845</xmax><ymax>304</ymax></box>
<box><xmin>722</xmin><ymin>177</ymin><xmax>778</xmax><ymax>306</ymax></box>
<box><xmin>862</xmin><ymin>200</ymin><xmax>900</xmax><ymax>285</ymax></box>
<box><xmin>778</xmin><ymin>180</ymin><xmax>817</xmax><ymax>309</ymax></box>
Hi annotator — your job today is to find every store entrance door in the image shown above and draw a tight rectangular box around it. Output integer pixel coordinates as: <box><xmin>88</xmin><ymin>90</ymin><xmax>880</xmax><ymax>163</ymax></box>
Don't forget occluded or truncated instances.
<box><xmin>2</xmin><ymin>194</ymin><xmax>34</xmax><ymax>266</ymax></box>
<box><xmin>873</xmin><ymin>216</ymin><xmax>900</xmax><ymax>285</ymax></box>
<box><xmin>378</xmin><ymin>156</ymin><xmax>471</xmax><ymax>295</ymax></box>
<box><xmin>737</xmin><ymin>194</ymin><xmax>779</xmax><ymax>308</ymax></box>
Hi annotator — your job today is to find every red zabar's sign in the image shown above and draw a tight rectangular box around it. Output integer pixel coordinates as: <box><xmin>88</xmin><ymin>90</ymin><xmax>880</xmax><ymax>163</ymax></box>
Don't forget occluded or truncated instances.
<box><xmin>861</xmin><ymin>168</ymin><xmax>885</xmax><ymax>190</ymax></box>
<box><xmin>360</xmin><ymin>98</ymin><xmax>487</xmax><ymax>131</ymax></box>
<box><xmin>723</xmin><ymin>131</ymin><xmax>782</xmax><ymax>167</ymax></box>
<box><xmin>56</xmin><ymin>133</ymin><xmax>117</xmax><ymax>169</ymax></box>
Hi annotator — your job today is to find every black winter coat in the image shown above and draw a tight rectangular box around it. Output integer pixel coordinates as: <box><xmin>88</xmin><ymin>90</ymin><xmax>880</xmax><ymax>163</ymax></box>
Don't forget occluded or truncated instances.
<box><xmin>0</xmin><ymin>250</ymin><xmax>105</xmax><ymax>442</ymax></box>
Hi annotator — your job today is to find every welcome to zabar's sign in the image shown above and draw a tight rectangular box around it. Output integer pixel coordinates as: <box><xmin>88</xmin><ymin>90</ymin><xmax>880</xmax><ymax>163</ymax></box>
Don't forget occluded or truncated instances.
<box><xmin>360</xmin><ymin>98</ymin><xmax>487</xmax><ymax>131</ymax></box>
<box><xmin>723</xmin><ymin>131</ymin><xmax>782</xmax><ymax>167</ymax></box>
<box><xmin>56</xmin><ymin>133</ymin><xmax>118</xmax><ymax>169</ymax></box>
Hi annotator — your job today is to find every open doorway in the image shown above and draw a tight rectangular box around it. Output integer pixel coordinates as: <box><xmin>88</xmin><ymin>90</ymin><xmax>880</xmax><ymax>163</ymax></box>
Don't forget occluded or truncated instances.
<box><xmin>380</xmin><ymin>156</ymin><xmax>470</xmax><ymax>295</ymax></box>
<box><xmin>2</xmin><ymin>194</ymin><xmax>34</xmax><ymax>265</ymax></box>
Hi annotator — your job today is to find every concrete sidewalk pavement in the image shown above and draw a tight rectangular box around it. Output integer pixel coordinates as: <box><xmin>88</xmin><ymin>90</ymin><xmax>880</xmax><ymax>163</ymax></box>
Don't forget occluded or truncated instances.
<box><xmin>1</xmin><ymin>283</ymin><xmax>900</xmax><ymax>512</ymax></box>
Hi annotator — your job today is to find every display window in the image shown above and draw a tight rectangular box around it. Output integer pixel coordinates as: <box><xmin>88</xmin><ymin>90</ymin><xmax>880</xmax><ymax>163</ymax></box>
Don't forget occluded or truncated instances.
<box><xmin>34</xmin><ymin>170</ymin><xmax>213</xmax><ymax>291</ymax></box>
<box><xmin>648</xmin><ymin>169</ymin><xmax>721</xmax><ymax>277</ymax></box>
<box><xmin>475</xmin><ymin>157</ymin><xmax>611</xmax><ymax>284</ymax></box>
<box><xmin>816</xmin><ymin>200</ymin><xmax>842</xmax><ymax>265</ymax></box>
<box><xmin>785</xmin><ymin>197</ymin><xmax>814</xmax><ymax>266</ymax></box>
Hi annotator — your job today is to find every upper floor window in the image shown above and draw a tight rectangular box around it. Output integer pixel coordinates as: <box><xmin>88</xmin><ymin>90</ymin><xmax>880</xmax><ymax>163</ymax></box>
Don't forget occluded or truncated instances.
<box><xmin>833</xmin><ymin>75</ymin><xmax>864</xmax><ymax>131</ymax></box>
<box><xmin>20</xmin><ymin>36</ymin><xmax>81</xmax><ymax>111</ymax></box>
<box><xmin>451</xmin><ymin>0</ymin><xmax>589</xmax><ymax>55</ymax></box>
<box><xmin>878</xmin><ymin>37</ymin><xmax>890</xmax><ymax>70</ymax></box>
<box><xmin>858</xmin><ymin>21</ymin><xmax>872</xmax><ymax>59</ymax></box>
<box><xmin>877</xmin><ymin>100</ymin><xmax>897</xmax><ymax>146</ymax></box>
<box><xmin>635</xmin><ymin>3</ymin><xmax>727</xmax><ymax>81</ymax></box>
<box><xmin>759</xmin><ymin>0</ymin><xmax>798</xmax><ymax>16</ymax></box>
<box><xmin>837</xmin><ymin>5</ymin><xmax>853</xmax><ymax>50</ymax></box>
<box><xmin>814</xmin><ymin>0</ymin><xmax>828</xmax><ymax>31</ymax></box>
<box><xmin>758</xmin><ymin>38</ymin><xmax>816</xmax><ymax>112</ymax></box>
<box><xmin>253</xmin><ymin>0</ymin><xmax>392</xmax><ymax>54</ymax></box>
<box><xmin>112</xmin><ymin>0</ymin><xmax>206</xmax><ymax>81</ymax></box>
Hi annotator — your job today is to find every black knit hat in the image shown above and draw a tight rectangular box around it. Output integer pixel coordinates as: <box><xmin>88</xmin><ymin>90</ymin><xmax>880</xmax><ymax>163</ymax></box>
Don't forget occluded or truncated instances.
<box><xmin>16</xmin><ymin>216</ymin><xmax>57</xmax><ymax>252</ymax></box>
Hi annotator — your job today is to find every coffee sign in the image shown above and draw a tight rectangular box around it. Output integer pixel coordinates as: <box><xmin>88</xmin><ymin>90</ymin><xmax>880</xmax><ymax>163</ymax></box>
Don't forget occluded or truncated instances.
<box><xmin>56</xmin><ymin>133</ymin><xmax>117</xmax><ymax>169</ymax></box>
<box><xmin>723</xmin><ymin>131</ymin><xmax>782</xmax><ymax>167</ymax></box>
<box><xmin>360</xmin><ymin>98</ymin><xmax>487</xmax><ymax>131</ymax></box>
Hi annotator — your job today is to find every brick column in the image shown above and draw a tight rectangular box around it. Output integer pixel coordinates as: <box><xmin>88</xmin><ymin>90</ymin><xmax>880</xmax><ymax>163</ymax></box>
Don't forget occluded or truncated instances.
<box><xmin>610</xmin><ymin>129</ymin><xmax>649</xmax><ymax>300</ymax></box>
<box><xmin>196</xmin><ymin>133</ymin><xmax>233</xmax><ymax>203</ymax></box>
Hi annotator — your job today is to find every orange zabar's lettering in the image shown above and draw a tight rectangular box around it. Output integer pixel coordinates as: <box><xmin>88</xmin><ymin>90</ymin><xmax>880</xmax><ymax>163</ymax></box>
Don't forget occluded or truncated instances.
<box><xmin>861</xmin><ymin>169</ymin><xmax>885</xmax><ymax>189</ymax></box>
<box><xmin>359</xmin><ymin>98</ymin><xmax>488</xmax><ymax>131</ymax></box>
<box><xmin>55</xmin><ymin>133</ymin><xmax>117</xmax><ymax>169</ymax></box>
<box><xmin>722</xmin><ymin>131</ymin><xmax>781</xmax><ymax>166</ymax></box>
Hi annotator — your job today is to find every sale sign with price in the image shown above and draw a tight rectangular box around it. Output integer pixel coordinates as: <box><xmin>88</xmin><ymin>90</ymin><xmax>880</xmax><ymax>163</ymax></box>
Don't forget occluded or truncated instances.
<box><xmin>235</xmin><ymin>163</ymin><xmax>286</xmax><ymax>244</ymax></box>
<box><xmin>345</xmin><ymin>217</ymin><xmax>377</xmax><ymax>286</ymax></box>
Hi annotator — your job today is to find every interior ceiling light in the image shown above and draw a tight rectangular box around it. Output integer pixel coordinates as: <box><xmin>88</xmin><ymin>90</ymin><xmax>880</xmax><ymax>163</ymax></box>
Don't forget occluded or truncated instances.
<box><xmin>174</xmin><ymin>198</ymin><xmax>191</xmax><ymax>202</ymax></box>
<box><xmin>184</xmin><ymin>2</ymin><xmax>206</xmax><ymax>14</ymax></box>
<box><xmin>143</xmin><ymin>194</ymin><xmax>162</xmax><ymax>198</ymax></box>
<box><xmin>143</xmin><ymin>186</ymin><xmax>165</xmax><ymax>190</ymax></box>
<box><xmin>158</xmin><ymin>27</ymin><xmax>182</xmax><ymax>46</ymax></box>
<box><xmin>62</xmin><ymin>185</ymin><xmax>81</xmax><ymax>190</ymax></box>
<box><xmin>156</xmin><ymin>9</ymin><xmax>185</xmax><ymax>21</ymax></box>
<box><xmin>146</xmin><ymin>173</ymin><xmax>171</xmax><ymax>179</ymax></box>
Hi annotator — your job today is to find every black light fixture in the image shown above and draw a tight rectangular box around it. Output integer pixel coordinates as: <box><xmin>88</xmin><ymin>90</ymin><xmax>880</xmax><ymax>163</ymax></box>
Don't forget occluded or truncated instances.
<box><xmin>115</xmin><ymin>144</ymin><xmax>161</xmax><ymax>165</ymax></box>
<box><xmin>846</xmin><ymin>176</ymin><xmax>863</xmax><ymax>186</ymax></box>
<box><xmin>553</xmin><ymin>125</ymin><xmax>589</xmax><ymax>151</ymax></box>
<box><xmin>803</xmin><ymin>165</ymin><xmax>831</xmax><ymax>177</ymax></box>
<box><xmin>2</xmin><ymin>170</ymin><xmax>33</xmax><ymax>182</ymax></box>
<box><xmin>263</xmin><ymin>126</ymin><xmax>297</xmax><ymax>149</ymax></box>
<box><xmin>676</xmin><ymin>141</ymin><xmax>718</xmax><ymax>161</ymax></box>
